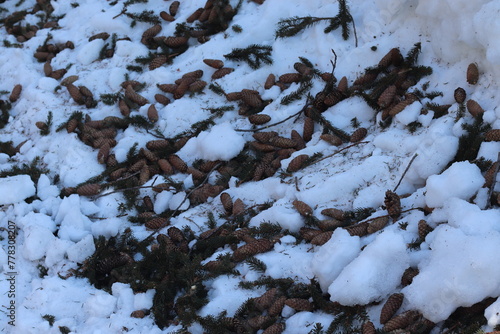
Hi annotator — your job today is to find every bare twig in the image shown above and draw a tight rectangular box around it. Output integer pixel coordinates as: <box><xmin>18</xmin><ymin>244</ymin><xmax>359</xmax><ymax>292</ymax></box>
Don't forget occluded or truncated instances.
<box><xmin>234</xmin><ymin>109</ymin><xmax>303</xmax><ymax>132</ymax></box>
<box><xmin>485</xmin><ymin>152</ymin><xmax>500</xmax><ymax>209</ymax></box>
<box><xmin>393</xmin><ymin>153</ymin><xmax>418</xmax><ymax>192</ymax></box>
<box><xmin>312</xmin><ymin>141</ymin><xmax>369</xmax><ymax>166</ymax></box>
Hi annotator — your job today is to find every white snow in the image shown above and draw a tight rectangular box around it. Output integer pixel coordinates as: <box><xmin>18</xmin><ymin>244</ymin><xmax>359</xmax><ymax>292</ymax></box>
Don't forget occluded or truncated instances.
<box><xmin>0</xmin><ymin>175</ymin><xmax>35</xmax><ymax>205</ymax></box>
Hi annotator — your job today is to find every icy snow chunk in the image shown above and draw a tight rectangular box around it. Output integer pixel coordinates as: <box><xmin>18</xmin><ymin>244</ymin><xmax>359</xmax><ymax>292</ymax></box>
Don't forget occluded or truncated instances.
<box><xmin>112</xmin><ymin>283</ymin><xmax>135</xmax><ymax>315</ymax></box>
<box><xmin>285</xmin><ymin>312</ymin><xmax>334</xmax><ymax>334</ymax></box>
<box><xmin>115</xmin><ymin>40</ymin><xmax>148</xmax><ymax>58</ymax></box>
<box><xmin>45</xmin><ymin>238</ymin><xmax>72</xmax><ymax>267</ymax></box>
<box><xmin>328</xmin><ymin>230</ymin><xmax>409</xmax><ymax>305</ymax></box>
<box><xmin>0</xmin><ymin>175</ymin><xmax>35</xmax><ymax>205</ymax></box>
<box><xmin>311</xmin><ymin>229</ymin><xmax>361</xmax><ymax>291</ymax></box>
<box><xmin>55</xmin><ymin>195</ymin><xmax>92</xmax><ymax>242</ymax></box>
<box><xmin>37</xmin><ymin>77</ymin><xmax>59</xmax><ymax>92</ymax></box>
<box><xmin>445</xmin><ymin>198</ymin><xmax>500</xmax><ymax>236</ymax></box>
<box><xmin>425</xmin><ymin>161</ymin><xmax>484</xmax><ymax>208</ymax></box>
<box><xmin>23</xmin><ymin>225</ymin><xmax>56</xmax><ymax>261</ymax></box>
<box><xmin>154</xmin><ymin>191</ymin><xmax>173</xmax><ymax>214</ymax></box>
<box><xmin>134</xmin><ymin>289</ymin><xmax>155</xmax><ymax>310</ymax></box>
<box><xmin>323</xmin><ymin>96</ymin><xmax>376</xmax><ymax>129</ymax></box>
<box><xmin>248</xmin><ymin>198</ymin><xmax>304</xmax><ymax>232</ymax></box>
<box><xmin>108</xmin><ymin>67</ymin><xmax>127</xmax><ymax>91</ymax></box>
<box><xmin>91</xmin><ymin>217</ymin><xmax>121</xmax><ymax>238</ymax></box>
<box><xmin>486</xmin><ymin>299</ymin><xmax>500</xmax><ymax>327</ymax></box>
<box><xmin>394</xmin><ymin>101</ymin><xmax>422</xmax><ymax>126</ymax></box>
<box><xmin>77</xmin><ymin>39</ymin><xmax>105</xmax><ymax>65</ymax></box>
<box><xmin>403</xmin><ymin>225</ymin><xmax>500</xmax><ymax>323</ymax></box>
<box><xmin>84</xmin><ymin>291</ymin><xmax>117</xmax><ymax>318</ymax></box>
<box><xmin>67</xmin><ymin>234</ymin><xmax>95</xmax><ymax>263</ymax></box>
<box><xmin>37</xmin><ymin>174</ymin><xmax>59</xmax><ymax>200</ymax></box>
<box><xmin>169</xmin><ymin>192</ymin><xmax>189</xmax><ymax>211</ymax></box>
<box><xmin>477</xmin><ymin>141</ymin><xmax>500</xmax><ymax>162</ymax></box>
<box><xmin>178</xmin><ymin>123</ymin><xmax>245</xmax><ymax>164</ymax></box>
<box><xmin>18</xmin><ymin>211</ymin><xmax>57</xmax><ymax>232</ymax></box>
<box><xmin>473</xmin><ymin>1</ymin><xmax>500</xmax><ymax>65</ymax></box>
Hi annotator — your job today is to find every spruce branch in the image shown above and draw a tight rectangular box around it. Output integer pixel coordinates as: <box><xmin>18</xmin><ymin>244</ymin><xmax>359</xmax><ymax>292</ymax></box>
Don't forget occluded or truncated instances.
<box><xmin>224</xmin><ymin>44</ymin><xmax>273</xmax><ymax>69</ymax></box>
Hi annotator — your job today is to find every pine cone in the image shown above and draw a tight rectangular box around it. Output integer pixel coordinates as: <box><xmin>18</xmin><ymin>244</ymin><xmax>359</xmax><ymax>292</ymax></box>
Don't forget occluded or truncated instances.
<box><xmin>97</xmin><ymin>143</ymin><xmax>110</xmax><ymax>164</ymax></box>
<box><xmin>321</xmin><ymin>208</ymin><xmax>345</xmax><ymax>220</ymax></box>
<box><xmin>247</xmin><ymin>315</ymin><xmax>272</xmax><ymax>330</ymax></box>
<box><xmin>367</xmin><ymin>216</ymin><xmax>389</xmax><ymax>234</ymax></box>
<box><xmin>220</xmin><ymin>192</ymin><xmax>233</xmax><ymax>214</ymax></box>
<box><xmin>186</xmin><ymin>8</ymin><xmax>203</xmax><ymax>23</ymax></box>
<box><xmin>302</xmin><ymin>117</ymin><xmax>315</xmax><ymax>142</ymax></box>
<box><xmin>76</xmin><ymin>183</ymin><xmax>101</xmax><ymax>196</ymax></box>
<box><xmin>418</xmin><ymin>220</ymin><xmax>433</xmax><ymax>240</ymax></box>
<box><xmin>147</xmin><ymin>104</ymin><xmax>159</xmax><ymax>122</ymax></box>
<box><xmin>145</xmin><ymin>217</ymin><xmax>168</xmax><ymax>230</ymax></box>
<box><xmin>388</xmin><ymin>99</ymin><xmax>413</xmax><ymax>117</ymax></box>
<box><xmin>225</xmin><ymin>92</ymin><xmax>241</xmax><ymax>101</ymax></box>
<box><xmin>167</xmin><ymin>226</ymin><xmax>185</xmax><ymax>243</ymax></box>
<box><xmin>292</xmin><ymin>200</ymin><xmax>313</xmax><ymax>217</ymax></box>
<box><xmin>141</xmin><ymin>24</ymin><xmax>162</xmax><ymax>45</ymax></box>
<box><xmin>268</xmin><ymin>296</ymin><xmax>287</xmax><ymax>316</ymax></box>
<box><xmin>67</xmin><ymin>84</ymin><xmax>85</xmax><ymax>104</ymax></box>
<box><xmin>287</xmin><ymin>154</ymin><xmax>309</xmax><ymax>173</ymax></box>
<box><xmin>157</xmin><ymin>83</ymin><xmax>178</xmax><ymax>93</ymax></box>
<box><xmin>317</xmin><ymin>219</ymin><xmax>346</xmax><ymax>231</ymax></box>
<box><xmin>96</xmin><ymin>252</ymin><xmax>133</xmax><ymax>274</ymax></box>
<box><xmin>187</xmin><ymin>167</ymin><xmax>205</xmax><ymax>181</ymax></box>
<box><xmin>467</xmin><ymin>62</ymin><xmax>479</xmax><ymax>85</ymax></box>
<box><xmin>240</xmin><ymin>89</ymin><xmax>263</xmax><ymax>108</ymax></box>
<box><xmin>232</xmin><ymin>198</ymin><xmax>245</xmax><ymax>216</ymax></box>
<box><xmin>189</xmin><ymin>80</ymin><xmax>207</xmax><ymax>93</ymax></box>
<box><xmin>248</xmin><ymin>114</ymin><xmax>271</xmax><ymax>125</ymax></box>
<box><xmin>250</xmin><ymin>141</ymin><xmax>276</xmax><ymax>152</ymax></box>
<box><xmin>484</xmin><ymin>129</ymin><xmax>500</xmax><ymax>142</ymax></box>
<box><xmin>345</xmin><ymin>222</ymin><xmax>369</xmax><ymax>237</ymax></box>
<box><xmin>154</xmin><ymin>93</ymin><xmax>171</xmax><ymax>105</ymax></box>
<box><xmin>269</xmin><ymin>136</ymin><xmax>297</xmax><ymax>148</ymax></box>
<box><xmin>128</xmin><ymin>159</ymin><xmax>147</xmax><ymax>172</ymax></box>
<box><xmin>167</xmin><ymin>154</ymin><xmax>188</xmax><ymax>172</ymax></box>
<box><xmin>401</xmin><ymin>267</ymin><xmax>419</xmax><ymax>286</ymax></box>
<box><xmin>160</xmin><ymin>11</ymin><xmax>175</xmax><ymax>22</ymax></box>
<box><xmin>311</xmin><ymin>231</ymin><xmax>333</xmax><ymax>245</ymax></box>
<box><xmin>35</xmin><ymin>121</ymin><xmax>48</xmax><ymax>131</ymax></box>
<box><xmin>378</xmin><ymin>85</ymin><xmax>397</xmax><ymax>108</ymax></box>
<box><xmin>466</xmin><ymin>99</ymin><xmax>484</xmax><ymax>118</ymax></box>
<box><xmin>362</xmin><ymin>321</ymin><xmax>376</xmax><ymax>334</ymax></box>
<box><xmin>149</xmin><ymin>55</ymin><xmax>168</xmax><ymax>70</ymax></box>
<box><xmin>350</xmin><ymin>127</ymin><xmax>368</xmax><ymax>142</ymax></box>
<box><xmin>264</xmin><ymin>73</ymin><xmax>276</xmax><ymax>89</ymax></box>
<box><xmin>383</xmin><ymin>310</ymin><xmax>420</xmax><ymax>332</ymax></box>
<box><xmin>320</xmin><ymin>133</ymin><xmax>343</xmax><ymax>146</ymax></box>
<box><xmin>164</xmin><ymin>36</ymin><xmax>189</xmax><ymax>48</ymax></box>
<box><xmin>66</xmin><ymin>118</ymin><xmax>79</xmax><ymax>133</ymax></box>
<box><xmin>300</xmin><ymin>228</ymin><xmax>323</xmax><ymax>241</ymax></box>
<box><xmin>323</xmin><ymin>90</ymin><xmax>343</xmax><ymax>106</ymax></box>
<box><xmin>385</xmin><ymin>190</ymin><xmax>401</xmax><ymax>220</ymax></box>
<box><xmin>43</xmin><ymin>60</ymin><xmax>53</xmax><ymax>76</ymax></box>
<box><xmin>125</xmin><ymin>85</ymin><xmax>148</xmax><ymax>106</ymax></box>
<box><xmin>262</xmin><ymin>323</ymin><xmax>285</xmax><ymax>334</ymax></box>
<box><xmin>169</xmin><ymin>1</ymin><xmax>180</xmax><ymax>16</ymax></box>
<box><xmin>294</xmin><ymin>62</ymin><xmax>313</xmax><ymax>76</ymax></box>
<box><xmin>109</xmin><ymin>167</ymin><xmax>126</xmax><ymax>180</ymax></box>
<box><xmin>337</xmin><ymin>76</ymin><xmax>348</xmax><ymax>94</ymax></box>
<box><xmin>484</xmin><ymin>162</ymin><xmax>499</xmax><ymax>188</ymax></box>
<box><xmin>211</xmin><ymin>67</ymin><xmax>234</xmax><ymax>80</ymax></box>
<box><xmin>353</xmin><ymin>71</ymin><xmax>378</xmax><ymax>86</ymax></box>
<box><xmin>253</xmin><ymin>131</ymin><xmax>278</xmax><ymax>143</ymax></box>
<box><xmin>279</xmin><ymin>73</ymin><xmax>302</xmax><ymax>84</ymax></box>
<box><xmin>380</xmin><ymin>293</ymin><xmax>404</xmax><ymax>324</ymax></box>
<box><xmin>285</xmin><ymin>298</ymin><xmax>313</xmax><ymax>312</ymax></box>
<box><xmin>378</xmin><ymin>48</ymin><xmax>402</xmax><ymax>68</ymax></box>
<box><xmin>232</xmin><ymin>239</ymin><xmax>273</xmax><ymax>262</ymax></box>
<box><xmin>253</xmin><ymin>288</ymin><xmax>278</xmax><ymax>311</ymax></box>
<box><xmin>454</xmin><ymin>87</ymin><xmax>466</xmax><ymax>104</ymax></box>
<box><xmin>138</xmin><ymin>165</ymin><xmax>150</xmax><ymax>185</ymax></box>
<box><xmin>203</xmin><ymin>58</ymin><xmax>224</xmax><ymax>69</ymax></box>
<box><xmin>320</xmin><ymin>72</ymin><xmax>334</xmax><ymax>82</ymax></box>
<box><xmin>146</xmin><ymin>139</ymin><xmax>171</xmax><ymax>151</ymax></box>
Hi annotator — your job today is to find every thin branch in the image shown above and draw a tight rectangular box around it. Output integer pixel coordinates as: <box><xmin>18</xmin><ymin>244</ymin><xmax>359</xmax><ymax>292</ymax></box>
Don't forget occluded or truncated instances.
<box><xmin>313</xmin><ymin>141</ymin><xmax>369</xmax><ymax>166</ymax></box>
<box><xmin>393</xmin><ymin>153</ymin><xmax>418</xmax><ymax>192</ymax></box>
<box><xmin>234</xmin><ymin>109</ymin><xmax>304</xmax><ymax>132</ymax></box>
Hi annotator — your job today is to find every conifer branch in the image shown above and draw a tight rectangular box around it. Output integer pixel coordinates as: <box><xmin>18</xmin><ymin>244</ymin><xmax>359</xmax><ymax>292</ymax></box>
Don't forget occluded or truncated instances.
<box><xmin>224</xmin><ymin>44</ymin><xmax>273</xmax><ymax>69</ymax></box>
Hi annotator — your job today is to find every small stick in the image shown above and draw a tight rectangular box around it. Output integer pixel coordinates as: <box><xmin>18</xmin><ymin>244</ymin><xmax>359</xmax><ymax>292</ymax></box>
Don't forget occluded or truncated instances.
<box><xmin>234</xmin><ymin>109</ymin><xmax>303</xmax><ymax>132</ymax></box>
<box><xmin>393</xmin><ymin>153</ymin><xmax>418</xmax><ymax>192</ymax></box>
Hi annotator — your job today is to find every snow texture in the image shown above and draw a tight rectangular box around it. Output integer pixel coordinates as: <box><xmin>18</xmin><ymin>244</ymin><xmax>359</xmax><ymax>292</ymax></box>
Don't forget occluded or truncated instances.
<box><xmin>0</xmin><ymin>175</ymin><xmax>35</xmax><ymax>205</ymax></box>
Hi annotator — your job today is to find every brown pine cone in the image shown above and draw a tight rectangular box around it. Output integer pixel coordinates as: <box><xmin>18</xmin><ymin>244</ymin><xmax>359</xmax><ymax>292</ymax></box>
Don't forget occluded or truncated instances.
<box><xmin>146</xmin><ymin>139</ymin><xmax>171</xmax><ymax>151</ymax></box>
<box><xmin>378</xmin><ymin>85</ymin><xmax>397</xmax><ymax>108</ymax></box>
<box><xmin>125</xmin><ymin>85</ymin><xmax>148</xmax><ymax>106</ymax></box>
<box><xmin>380</xmin><ymin>293</ymin><xmax>404</xmax><ymax>324</ymax></box>
<box><xmin>248</xmin><ymin>114</ymin><xmax>271</xmax><ymax>125</ymax></box>
<box><xmin>160</xmin><ymin>11</ymin><xmax>175</xmax><ymax>22</ymax></box>
<box><xmin>164</xmin><ymin>36</ymin><xmax>188</xmax><ymax>48</ymax></box>
<box><xmin>321</xmin><ymin>208</ymin><xmax>345</xmax><ymax>220</ymax></box>
<box><xmin>385</xmin><ymin>190</ymin><xmax>401</xmax><ymax>220</ymax></box>
<box><xmin>250</xmin><ymin>141</ymin><xmax>276</xmax><ymax>152</ymax></box>
<box><xmin>186</xmin><ymin>8</ymin><xmax>203</xmax><ymax>23</ymax></box>
<box><xmin>247</xmin><ymin>315</ymin><xmax>272</xmax><ymax>330</ymax></box>
<box><xmin>169</xmin><ymin>1</ymin><xmax>180</xmax><ymax>16</ymax></box>
<box><xmin>157</xmin><ymin>83</ymin><xmax>178</xmax><ymax>93</ymax></box>
<box><xmin>240</xmin><ymin>89</ymin><xmax>263</xmax><ymax>108</ymax></box>
<box><xmin>211</xmin><ymin>67</ymin><xmax>234</xmax><ymax>80</ymax></box>
<box><xmin>350</xmin><ymin>127</ymin><xmax>368</xmax><ymax>142</ymax></box>
<box><xmin>299</xmin><ymin>227</ymin><xmax>323</xmax><ymax>241</ymax></box>
<box><xmin>67</xmin><ymin>84</ymin><xmax>85</xmax><ymax>104</ymax></box>
<box><xmin>141</xmin><ymin>24</ymin><xmax>162</xmax><ymax>45</ymax></box>
<box><xmin>189</xmin><ymin>80</ymin><xmax>207</xmax><ymax>93</ymax></box>
<box><xmin>467</xmin><ymin>62</ymin><xmax>479</xmax><ymax>85</ymax></box>
<box><xmin>154</xmin><ymin>93</ymin><xmax>170</xmax><ymax>105</ymax></box>
<box><xmin>232</xmin><ymin>239</ymin><xmax>273</xmax><ymax>262</ymax></box>
<box><xmin>345</xmin><ymin>222</ymin><xmax>369</xmax><ymax>237</ymax></box>
<box><xmin>264</xmin><ymin>73</ymin><xmax>276</xmax><ymax>89</ymax></box>
<box><xmin>320</xmin><ymin>72</ymin><xmax>334</xmax><ymax>82</ymax></box>
<box><xmin>378</xmin><ymin>48</ymin><xmax>403</xmax><ymax>68</ymax></box>
<box><xmin>220</xmin><ymin>192</ymin><xmax>233</xmax><ymax>214</ymax></box>
<box><xmin>145</xmin><ymin>217</ymin><xmax>168</xmax><ymax>230</ymax></box>
<box><xmin>203</xmin><ymin>58</ymin><xmax>224</xmax><ymax>69</ymax></box>
<box><xmin>76</xmin><ymin>183</ymin><xmax>101</xmax><ymax>196</ymax></box>
<box><xmin>167</xmin><ymin>226</ymin><xmax>185</xmax><ymax>243</ymax></box>
<box><xmin>303</xmin><ymin>117</ymin><xmax>315</xmax><ymax>142</ymax></box>
<box><xmin>130</xmin><ymin>310</ymin><xmax>147</xmax><ymax>318</ymax></box>
<box><xmin>310</xmin><ymin>231</ymin><xmax>333</xmax><ymax>245</ymax></box>
<box><xmin>337</xmin><ymin>76</ymin><xmax>348</xmax><ymax>94</ymax></box>
<box><xmin>262</xmin><ymin>323</ymin><xmax>285</xmax><ymax>334</ymax></box>
<box><xmin>454</xmin><ymin>87</ymin><xmax>466</xmax><ymax>104</ymax></box>
<box><xmin>367</xmin><ymin>216</ymin><xmax>389</xmax><ymax>234</ymax></box>
<box><xmin>287</xmin><ymin>154</ymin><xmax>309</xmax><ymax>173</ymax></box>
<box><xmin>484</xmin><ymin>129</ymin><xmax>500</xmax><ymax>142</ymax></box>
<box><xmin>232</xmin><ymin>198</ymin><xmax>245</xmax><ymax>216</ymax></box>
<box><xmin>316</xmin><ymin>219</ymin><xmax>346</xmax><ymax>231</ymax></box>
<box><xmin>97</xmin><ymin>143</ymin><xmax>110</xmax><ymax>164</ymax></box>
<box><xmin>466</xmin><ymin>99</ymin><xmax>484</xmax><ymax>118</ymax></box>
<box><xmin>320</xmin><ymin>133</ymin><xmax>343</xmax><ymax>146</ymax></box>
<box><xmin>269</xmin><ymin>136</ymin><xmax>297</xmax><ymax>148</ymax></box>
<box><xmin>167</xmin><ymin>154</ymin><xmax>188</xmax><ymax>172</ymax></box>
<box><xmin>388</xmin><ymin>98</ymin><xmax>415</xmax><ymax>117</ymax></box>
<box><xmin>294</xmin><ymin>62</ymin><xmax>313</xmax><ymax>76</ymax></box>
<box><xmin>43</xmin><ymin>61</ymin><xmax>53</xmax><ymax>76</ymax></box>
<box><xmin>279</xmin><ymin>73</ymin><xmax>302</xmax><ymax>84</ymax></box>
<box><xmin>401</xmin><ymin>267</ymin><xmax>419</xmax><ymax>286</ymax></box>
<box><xmin>483</xmin><ymin>162</ymin><xmax>499</xmax><ymax>188</ymax></box>
<box><xmin>147</xmin><ymin>104</ymin><xmax>159</xmax><ymax>122</ymax></box>
<box><xmin>292</xmin><ymin>200</ymin><xmax>313</xmax><ymax>217</ymax></box>
<box><xmin>149</xmin><ymin>55</ymin><xmax>168</xmax><ymax>70</ymax></box>
<box><xmin>418</xmin><ymin>220</ymin><xmax>433</xmax><ymax>240</ymax></box>
<box><xmin>253</xmin><ymin>131</ymin><xmax>278</xmax><ymax>143</ymax></box>
<box><xmin>383</xmin><ymin>310</ymin><xmax>421</xmax><ymax>332</ymax></box>
<box><xmin>253</xmin><ymin>288</ymin><xmax>278</xmax><ymax>311</ymax></box>
<box><xmin>285</xmin><ymin>298</ymin><xmax>313</xmax><ymax>312</ymax></box>
<box><xmin>268</xmin><ymin>296</ymin><xmax>287</xmax><ymax>316</ymax></box>
<box><xmin>362</xmin><ymin>321</ymin><xmax>376</xmax><ymax>334</ymax></box>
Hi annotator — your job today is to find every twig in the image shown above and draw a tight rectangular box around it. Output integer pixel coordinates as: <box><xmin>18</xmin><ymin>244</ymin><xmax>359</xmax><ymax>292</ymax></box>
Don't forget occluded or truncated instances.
<box><xmin>94</xmin><ymin>176</ymin><xmax>163</xmax><ymax>199</ymax></box>
<box><xmin>348</xmin><ymin>13</ymin><xmax>358</xmax><ymax>47</ymax></box>
<box><xmin>359</xmin><ymin>208</ymin><xmax>422</xmax><ymax>224</ymax></box>
<box><xmin>112</xmin><ymin>7</ymin><xmax>127</xmax><ymax>19</ymax></box>
<box><xmin>312</xmin><ymin>141</ymin><xmax>369</xmax><ymax>166</ymax></box>
<box><xmin>393</xmin><ymin>153</ymin><xmax>418</xmax><ymax>192</ymax></box>
<box><xmin>330</xmin><ymin>49</ymin><xmax>338</xmax><ymax>74</ymax></box>
<box><xmin>234</xmin><ymin>109</ymin><xmax>303</xmax><ymax>132</ymax></box>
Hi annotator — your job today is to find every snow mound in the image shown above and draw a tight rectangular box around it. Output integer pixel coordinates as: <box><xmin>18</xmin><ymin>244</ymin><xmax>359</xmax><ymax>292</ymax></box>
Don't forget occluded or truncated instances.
<box><xmin>0</xmin><ymin>175</ymin><xmax>35</xmax><ymax>205</ymax></box>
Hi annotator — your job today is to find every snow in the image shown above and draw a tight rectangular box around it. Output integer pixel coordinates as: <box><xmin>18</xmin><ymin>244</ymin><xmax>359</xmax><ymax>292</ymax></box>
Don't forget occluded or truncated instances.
<box><xmin>0</xmin><ymin>0</ymin><xmax>499</xmax><ymax>332</ymax></box>
<box><xmin>0</xmin><ymin>175</ymin><xmax>35</xmax><ymax>205</ymax></box>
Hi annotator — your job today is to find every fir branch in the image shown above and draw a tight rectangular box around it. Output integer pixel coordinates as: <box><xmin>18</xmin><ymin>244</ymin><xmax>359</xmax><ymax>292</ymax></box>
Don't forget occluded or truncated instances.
<box><xmin>404</xmin><ymin>42</ymin><xmax>422</xmax><ymax>67</ymax></box>
<box><xmin>208</xmin><ymin>83</ymin><xmax>226</xmax><ymax>96</ymax></box>
<box><xmin>40</xmin><ymin>111</ymin><xmax>53</xmax><ymax>136</ymax></box>
<box><xmin>245</xmin><ymin>256</ymin><xmax>267</xmax><ymax>273</ymax></box>
<box><xmin>224</xmin><ymin>44</ymin><xmax>273</xmax><ymax>69</ymax></box>
<box><xmin>125</xmin><ymin>10</ymin><xmax>161</xmax><ymax>25</ymax></box>
<box><xmin>275</xmin><ymin>16</ymin><xmax>328</xmax><ymax>38</ymax></box>
<box><xmin>126</xmin><ymin>65</ymin><xmax>143</xmax><ymax>72</ymax></box>
<box><xmin>100</xmin><ymin>93</ymin><xmax>122</xmax><ymax>105</ymax></box>
<box><xmin>281</xmin><ymin>79</ymin><xmax>313</xmax><ymax>105</ymax></box>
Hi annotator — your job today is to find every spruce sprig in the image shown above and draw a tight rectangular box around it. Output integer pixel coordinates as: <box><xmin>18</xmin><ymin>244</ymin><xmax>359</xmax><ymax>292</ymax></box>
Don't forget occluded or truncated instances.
<box><xmin>224</xmin><ymin>44</ymin><xmax>273</xmax><ymax>69</ymax></box>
